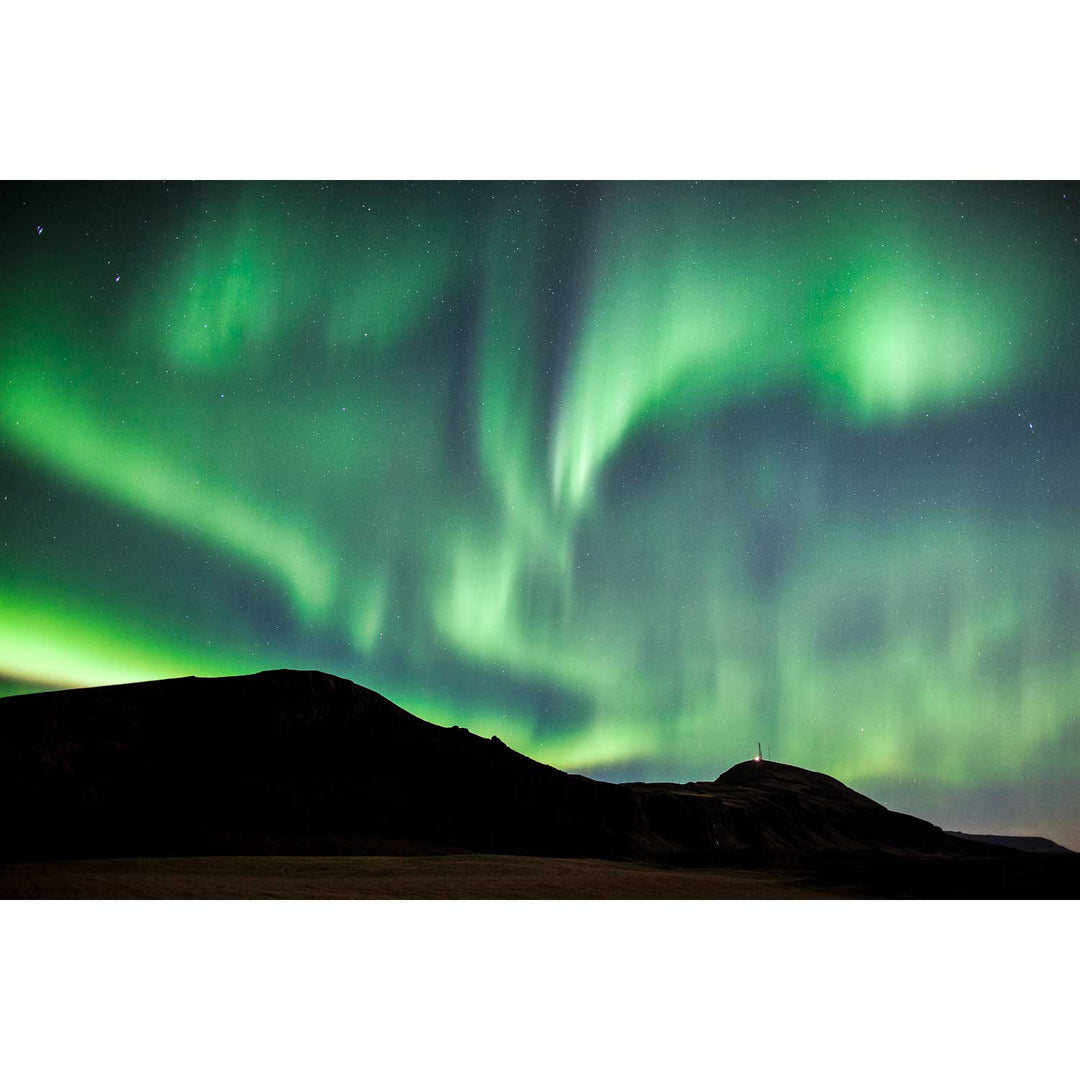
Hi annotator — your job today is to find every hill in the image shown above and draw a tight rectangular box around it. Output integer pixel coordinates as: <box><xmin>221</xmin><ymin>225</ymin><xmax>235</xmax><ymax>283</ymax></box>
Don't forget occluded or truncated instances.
<box><xmin>0</xmin><ymin>665</ymin><xmax>1006</xmax><ymax>859</ymax></box>
<box><xmin>0</xmin><ymin>668</ymin><xmax>1033</xmax><ymax>869</ymax></box>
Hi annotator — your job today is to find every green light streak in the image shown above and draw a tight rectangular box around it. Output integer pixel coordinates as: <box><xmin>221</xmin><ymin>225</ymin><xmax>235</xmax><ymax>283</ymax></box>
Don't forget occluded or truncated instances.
<box><xmin>1</xmin><ymin>368</ymin><xmax>336</xmax><ymax>618</ymax></box>
<box><xmin>552</xmin><ymin>188</ymin><xmax>769</xmax><ymax>510</ymax></box>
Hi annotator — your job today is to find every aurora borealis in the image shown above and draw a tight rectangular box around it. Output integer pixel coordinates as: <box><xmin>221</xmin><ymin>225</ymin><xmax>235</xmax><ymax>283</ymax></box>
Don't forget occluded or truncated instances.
<box><xmin>2</xmin><ymin>181</ymin><xmax>1078</xmax><ymax>847</ymax></box>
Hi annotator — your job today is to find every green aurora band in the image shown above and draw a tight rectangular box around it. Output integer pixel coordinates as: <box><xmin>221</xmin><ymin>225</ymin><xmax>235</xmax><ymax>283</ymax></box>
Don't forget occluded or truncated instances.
<box><xmin>1</xmin><ymin>181</ymin><xmax>1078</xmax><ymax>845</ymax></box>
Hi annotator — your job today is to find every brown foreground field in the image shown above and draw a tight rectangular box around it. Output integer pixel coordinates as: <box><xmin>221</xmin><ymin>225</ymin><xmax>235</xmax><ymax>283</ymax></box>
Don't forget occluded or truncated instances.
<box><xmin>0</xmin><ymin>854</ymin><xmax>864</xmax><ymax>899</ymax></box>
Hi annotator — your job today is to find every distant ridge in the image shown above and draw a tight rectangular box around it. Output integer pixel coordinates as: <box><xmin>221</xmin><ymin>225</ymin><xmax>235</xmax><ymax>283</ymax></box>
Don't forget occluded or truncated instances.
<box><xmin>946</xmin><ymin>831</ymin><xmax>1074</xmax><ymax>855</ymax></box>
<box><xmin>0</xmin><ymin>670</ymin><xmax>1071</xmax><ymax>876</ymax></box>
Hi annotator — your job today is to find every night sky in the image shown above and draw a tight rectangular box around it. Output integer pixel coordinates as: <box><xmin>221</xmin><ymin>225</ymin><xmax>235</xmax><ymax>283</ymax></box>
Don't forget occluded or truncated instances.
<box><xmin>2</xmin><ymin>181</ymin><xmax>1078</xmax><ymax>847</ymax></box>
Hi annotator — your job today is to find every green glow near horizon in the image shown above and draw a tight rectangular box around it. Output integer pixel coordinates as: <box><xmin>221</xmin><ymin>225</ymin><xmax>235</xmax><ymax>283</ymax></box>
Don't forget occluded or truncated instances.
<box><xmin>0</xmin><ymin>585</ymin><xmax>257</xmax><ymax>689</ymax></box>
<box><xmin>2</xmin><ymin>181</ymin><xmax>1077</xmax><ymax>846</ymax></box>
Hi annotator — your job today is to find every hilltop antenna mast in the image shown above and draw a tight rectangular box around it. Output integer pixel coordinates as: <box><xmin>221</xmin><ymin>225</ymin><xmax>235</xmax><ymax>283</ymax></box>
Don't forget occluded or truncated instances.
<box><xmin>754</xmin><ymin>742</ymin><xmax>763</xmax><ymax>762</ymax></box>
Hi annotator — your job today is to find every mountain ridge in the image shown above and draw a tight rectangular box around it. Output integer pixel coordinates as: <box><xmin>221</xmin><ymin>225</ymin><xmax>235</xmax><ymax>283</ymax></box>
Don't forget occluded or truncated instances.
<box><xmin>0</xmin><ymin>669</ymin><xmax>1069</xmax><ymax>870</ymax></box>
<box><xmin>945</xmin><ymin>831</ymin><xmax>1074</xmax><ymax>855</ymax></box>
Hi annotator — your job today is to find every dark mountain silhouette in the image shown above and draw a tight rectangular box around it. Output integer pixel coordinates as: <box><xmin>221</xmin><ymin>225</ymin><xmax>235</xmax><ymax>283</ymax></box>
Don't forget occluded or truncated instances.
<box><xmin>1</xmin><ymin>670</ymin><xmax>1075</xmax><ymax>899</ymax></box>
<box><xmin>945</xmin><ymin>831</ymin><xmax>1074</xmax><ymax>855</ymax></box>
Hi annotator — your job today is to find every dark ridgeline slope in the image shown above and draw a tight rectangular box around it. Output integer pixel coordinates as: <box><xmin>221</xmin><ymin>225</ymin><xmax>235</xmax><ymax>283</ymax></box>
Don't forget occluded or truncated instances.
<box><xmin>1</xmin><ymin>670</ymin><xmax>674</xmax><ymax>861</ymax></box>
<box><xmin>1</xmin><ymin>670</ymin><xmax>637</xmax><ymax>861</ymax></box>
<box><xmin>629</xmin><ymin>761</ymin><xmax>981</xmax><ymax>860</ymax></box>
<box><xmin>0</xmin><ymin>670</ymin><xmax>1065</xmax><ymax>872</ymax></box>
<box><xmin>945</xmin><ymin>831</ymin><xmax>1074</xmax><ymax>855</ymax></box>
